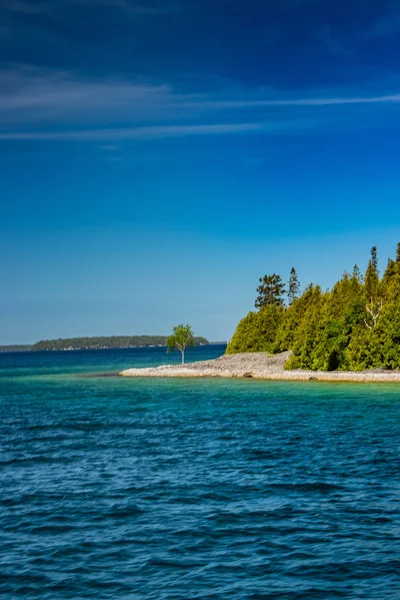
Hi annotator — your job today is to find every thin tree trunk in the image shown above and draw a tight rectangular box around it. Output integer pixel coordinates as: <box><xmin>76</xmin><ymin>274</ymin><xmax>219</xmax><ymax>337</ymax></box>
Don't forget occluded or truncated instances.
<box><xmin>182</xmin><ymin>348</ymin><xmax>185</xmax><ymax>364</ymax></box>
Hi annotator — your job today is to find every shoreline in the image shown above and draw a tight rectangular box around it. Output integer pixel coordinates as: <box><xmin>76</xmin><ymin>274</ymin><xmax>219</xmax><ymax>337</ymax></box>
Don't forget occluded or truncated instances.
<box><xmin>120</xmin><ymin>351</ymin><xmax>400</xmax><ymax>383</ymax></box>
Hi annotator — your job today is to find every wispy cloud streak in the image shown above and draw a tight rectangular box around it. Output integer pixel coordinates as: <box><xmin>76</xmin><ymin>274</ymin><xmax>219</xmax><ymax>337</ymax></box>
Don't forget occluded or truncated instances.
<box><xmin>1</xmin><ymin>66</ymin><xmax>400</xmax><ymax>141</ymax></box>
<box><xmin>0</xmin><ymin>122</ymin><xmax>263</xmax><ymax>140</ymax></box>
<box><xmin>2</xmin><ymin>66</ymin><xmax>400</xmax><ymax>118</ymax></box>
<box><xmin>184</xmin><ymin>95</ymin><xmax>400</xmax><ymax>109</ymax></box>
<box><xmin>0</xmin><ymin>67</ymin><xmax>179</xmax><ymax>116</ymax></box>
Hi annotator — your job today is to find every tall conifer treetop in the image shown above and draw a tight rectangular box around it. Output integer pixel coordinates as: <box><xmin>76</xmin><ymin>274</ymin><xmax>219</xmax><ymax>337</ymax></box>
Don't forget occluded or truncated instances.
<box><xmin>255</xmin><ymin>274</ymin><xmax>285</xmax><ymax>308</ymax></box>
<box><xmin>288</xmin><ymin>267</ymin><xmax>301</xmax><ymax>305</ymax></box>
<box><xmin>371</xmin><ymin>246</ymin><xmax>378</xmax><ymax>273</ymax></box>
<box><xmin>364</xmin><ymin>246</ymin><xmax>380</xmax><ymax>302</ymax></box>
<box><xmin>351</xmin><ymin>265</ymin><xmax>362</xmax><ymax>284</ymax></box>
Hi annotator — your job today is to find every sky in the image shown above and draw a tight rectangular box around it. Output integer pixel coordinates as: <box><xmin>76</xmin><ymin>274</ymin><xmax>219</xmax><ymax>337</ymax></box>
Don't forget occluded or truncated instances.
<box><xmin>2</xmin><ymin>0</ymin><xmax>400</xmax><ymax>344</ymax></box>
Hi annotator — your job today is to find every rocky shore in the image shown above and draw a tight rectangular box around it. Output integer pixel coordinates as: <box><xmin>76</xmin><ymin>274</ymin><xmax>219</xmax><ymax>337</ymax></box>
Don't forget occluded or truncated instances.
<box><xmin>120</xmin><ymin>351</ymin><xmax>400</xmax><ymax>383</ymax></box>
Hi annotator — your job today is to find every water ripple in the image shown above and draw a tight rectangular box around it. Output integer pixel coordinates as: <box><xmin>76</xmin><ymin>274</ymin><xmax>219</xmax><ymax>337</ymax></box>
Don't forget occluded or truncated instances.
<box><xmin>1</xmin><ymin>348</ymin><xmax>400</xmax><ymax>598</ymax></box>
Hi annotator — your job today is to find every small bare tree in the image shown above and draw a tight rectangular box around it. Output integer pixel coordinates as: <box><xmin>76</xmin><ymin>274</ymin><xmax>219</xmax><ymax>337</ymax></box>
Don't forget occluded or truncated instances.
<box><xmin>364</xmin><ymin>298</ymin><xmax>383</xmax><ymax>330</ymax></box>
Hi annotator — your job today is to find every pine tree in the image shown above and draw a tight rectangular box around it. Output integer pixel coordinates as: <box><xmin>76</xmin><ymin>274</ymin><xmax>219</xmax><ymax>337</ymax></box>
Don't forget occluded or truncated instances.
<box><xmin>363</xmin><ymin>247</ymin><xmax>383</xmax><ymax>330</ymax></box>
<box><xmin>255</xmin><ymin>274</ymin><xmax>285</xmax><ymax>308</ymax></box>
<box><xmin>371</xmin><ymin>246</ymin><xmax>378</xmax><ymax>273</ymax></box>
<box><xmin>396</xmin><ymin>242</ymin><xmax>400</xmax><ymax>263</ymax></box>
<box><xmin>364</xmin><ymin>246</ymin><xmax>379</xmax><ymax>301</ymax></box>
<box><xmin>383</xmin><ymin>258</ymin><xmax>397</xmax><ymax>282</ymax></box>
<box><xmin>351</xmin><ymin>264</ymin><xmax>362</xmax><ymax>284</ymax></box>
<box><xmin>288</xmin><ymin>267</ymin><xmax>300</xmax><ymax>304</ymax></box>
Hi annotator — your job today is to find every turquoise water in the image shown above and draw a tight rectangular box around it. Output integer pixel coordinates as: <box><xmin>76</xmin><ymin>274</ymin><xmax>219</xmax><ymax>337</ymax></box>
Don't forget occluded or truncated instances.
<box><xmin>1</xmin><ymin>346</ymin><xmax>400</xmax><ymax>599</ymax></box>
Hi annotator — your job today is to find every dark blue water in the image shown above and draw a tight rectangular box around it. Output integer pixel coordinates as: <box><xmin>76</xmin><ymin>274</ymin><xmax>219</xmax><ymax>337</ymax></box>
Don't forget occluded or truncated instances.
<box><xmin>1</xmin><ymin>346</ymin><xmax>399</xmax><ymax>599</ymax></box>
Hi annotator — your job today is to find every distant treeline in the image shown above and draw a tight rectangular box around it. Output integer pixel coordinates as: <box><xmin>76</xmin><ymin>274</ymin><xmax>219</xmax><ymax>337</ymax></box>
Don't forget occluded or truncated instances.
<box><xmin>0</xmin><ymin>335</ymin><xmax>209</xmax><ymax>352</ymax></box>
<box><xmin>0</xmin><ymin>345</ymin><xmax>32</xmax><ymax>353</ymax></box>
<box><xmin>227</xmin><ymin>243</ymin><xmax>400</xmax><ymax>371</ymax></box>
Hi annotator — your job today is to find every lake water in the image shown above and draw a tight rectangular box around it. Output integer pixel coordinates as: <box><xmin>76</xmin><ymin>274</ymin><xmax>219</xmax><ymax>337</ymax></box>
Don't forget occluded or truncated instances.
<box><xmin>1</xmin><ymin>346</ymin><xmax>399</xmax><ymax>599</ymax></box>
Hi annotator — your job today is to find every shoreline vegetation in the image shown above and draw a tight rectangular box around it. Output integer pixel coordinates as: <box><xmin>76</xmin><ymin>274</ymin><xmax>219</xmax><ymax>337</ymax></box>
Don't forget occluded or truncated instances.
<box><xmin>122</xmin><ymin>243</ymin><xmax>400</xmax><ymax>382</ymax></box>
<box><xmin>225</xmin><ymin>243</ymin><xmax>400</xmax><ymax>372</ymax></box>
<box><xmin>0</xmin><ymin>335</ymin><xmax>211</xmax><ymax>353</ymax></box>
<box><xmin>120</xmin><ymin>351</ymin><xmax>400</xmax><ymax>382</ymax></box>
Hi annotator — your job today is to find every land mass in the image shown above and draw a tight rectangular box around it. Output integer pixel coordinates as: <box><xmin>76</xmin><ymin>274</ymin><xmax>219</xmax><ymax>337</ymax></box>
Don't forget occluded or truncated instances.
<box><xmin>225</xmin><ymin>243</ymin><xmax>400</xmax><ymax>372</ymax></box>
<box><xmin>0</xmin><ymin>335</ymin><xmax>211</xmax><ymax>352</ymax></box>
<box><xmin>120</xmin><ymin>351</ymin><xmax>400</xmax><ymax>382</ymax></box>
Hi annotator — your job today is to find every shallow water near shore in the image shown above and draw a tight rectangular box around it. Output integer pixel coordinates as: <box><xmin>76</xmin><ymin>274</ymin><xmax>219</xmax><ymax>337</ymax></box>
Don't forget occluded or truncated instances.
<box><xmin>1</xmin><ymin>346</ymin><xmax>400</xmax><ymax>599</ymax></box>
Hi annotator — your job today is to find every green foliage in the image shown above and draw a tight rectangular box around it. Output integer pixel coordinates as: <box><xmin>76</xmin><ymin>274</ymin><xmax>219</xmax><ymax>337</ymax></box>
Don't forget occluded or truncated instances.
<box><xmin>364</xmin><ymin>246</ymin><xmax>380</xmax><ymax>301</ymax></box>
<box><xmin>383</xmin><ymin>258</ymin><xmax>397</xmax><ymax>282</ymax></box>
<box><xmin>229</xmin><ymin>245</ymin><xmax>400</xmax><ymax>371</ymax></box>
<box><xmin>288</xmin><ymin>267</ymin><xmax>300</xmax><ymax>305</ymax></box>
<box><xmin>371</xmin><ymin>246</ymin><xmax>378</xmax><ymax>272</ymax></box>
<box><xmin>255</xmin><ymin>274</ymin><xmax>285</xmax><ymax>308</ymax></box>
<box><xmin>166</xmin><ymin>324</ymin><xmax>196</xmax><ymax>364</ymax></box>
<box><xmin>226</xmin><ymin>305</ymin><xmax>284</xmax><ymax>354</ymax></box>
<box><xmin>0</xmin><ymin>345</ymin><xmax>32</xmax><ymax>353</ymax></box>
<box><xmin>351</xmin><ymin>264</ymin><xmax>362</xmax><ymax>284</ymax></box>
<box><xmin>28</xmin><ymin>335</ymin><xmax>208</xmax><ymax>352</ymax></box>
<box><xmin>274</xmin><ymin>284</ymin><xmax>320</xmax><ymax>353</ymax></box>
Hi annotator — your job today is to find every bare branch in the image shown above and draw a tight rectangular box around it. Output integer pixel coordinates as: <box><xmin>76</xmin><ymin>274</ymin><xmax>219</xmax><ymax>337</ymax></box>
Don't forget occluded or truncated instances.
<box><xmin>365</xmin><ymin>297</ymin><xmax>383</xmax><ymax>328</ymax></box>
<box><xmin>364</xmin><ymin>319</ymin><xmax>373</xmax><ymax>330</ymax></box>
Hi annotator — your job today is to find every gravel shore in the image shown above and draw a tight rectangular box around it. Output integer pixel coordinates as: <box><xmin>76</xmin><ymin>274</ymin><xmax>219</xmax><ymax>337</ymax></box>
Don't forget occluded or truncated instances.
<box><xmin>120</xmin><ymin>351</ymin><xmax>400</xmax><ymax>382</ymax></box>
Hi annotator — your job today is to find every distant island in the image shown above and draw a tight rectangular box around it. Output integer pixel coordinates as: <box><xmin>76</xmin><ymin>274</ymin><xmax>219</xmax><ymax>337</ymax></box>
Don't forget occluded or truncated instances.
<box><xmin>0</xmin><ymin>335</ymin><xmax>211</xmax><ymax>352</ymax></box>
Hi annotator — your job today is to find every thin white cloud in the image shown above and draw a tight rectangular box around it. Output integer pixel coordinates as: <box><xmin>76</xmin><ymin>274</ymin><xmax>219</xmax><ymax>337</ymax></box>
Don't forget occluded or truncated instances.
<box><xmin>2</xmin><ymin>66</ymin><xmax>400</xmax><ymax>123</ymax></box>
<box><xmin>0</xmin><ymin>122</ymin><xmax>263</xmax><ymax>140</ymax></box>
<box><xmin>184</xmin><ymin>94</ymin><xmax>400</xmax><ymax>109</ymax></box>
<box><xmin>0</xmin><ymin>66</ymin><xmax>180</xmax><ymax>118</ymax></box>
<box><xmin>1</xmin><ymin>66</ymin><xmax>400</xmax><ymax>141</ymax></box>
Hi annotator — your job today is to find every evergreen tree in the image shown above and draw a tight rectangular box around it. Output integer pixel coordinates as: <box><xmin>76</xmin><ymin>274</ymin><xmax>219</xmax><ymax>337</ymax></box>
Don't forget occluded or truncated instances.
<box><xmin>228</xmin><ymin>242</ymin><xmax>400</xmax><ymax>371</ymax></box>
<box><xmin>371</xmin><ymin>246</ymin><xmax>378</xmax><ymax>273</ymax></box>
<box><xmin>364</xmin><ymin>246</ymin><xmax>379</xmax><ymax>302</ymax></box>
<box><xmin>383</xmin><ymin>258</ymin><xmax>397</xmax><ymax>282</ymax></box>
<box><xmin>274</xmin><ymin>284</ymin><xmax>316</xmax><ymax>353</ymax></box>
<box><xmin>226</xmin><ymin>305</ymin><xmax>284</xmax><ymax>354</ymax></box>
<box><xmin>288</xmin><ymin>267</ymin><xmax>300</xmax><ymax>305</ymax></box>
<box><xmin>351</xmin><ymin>265</ymin><xmax>362</xmax><ymax>284</ymax></box>
<box><xmin>255</xmin><ymin>274</ymin><xmax>285</xmax><ymax>308</ymax></box>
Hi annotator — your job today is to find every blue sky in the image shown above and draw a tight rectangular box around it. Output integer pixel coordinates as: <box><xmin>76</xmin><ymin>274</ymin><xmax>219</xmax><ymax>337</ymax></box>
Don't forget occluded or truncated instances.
<box><xmin>2</xmin><ymin>0</ymin><xmax>400</xmax><ymax>344</ymax></box>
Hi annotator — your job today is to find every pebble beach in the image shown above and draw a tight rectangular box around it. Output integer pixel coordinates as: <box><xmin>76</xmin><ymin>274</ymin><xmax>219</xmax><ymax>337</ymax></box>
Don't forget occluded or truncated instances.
<box><xmin>120</xmin><ymin>351</ymin><xmax>400</xmax><ymax>382</ymax></box>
